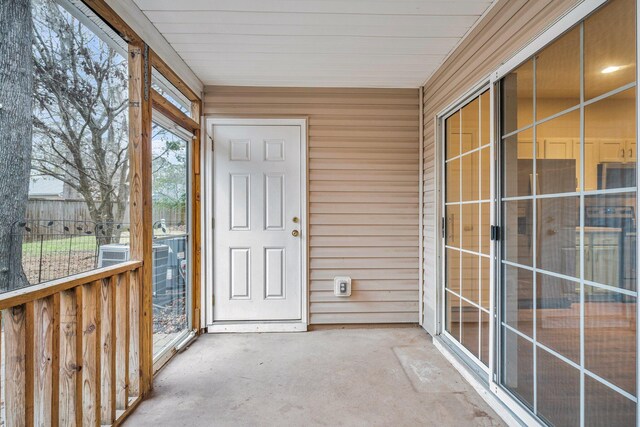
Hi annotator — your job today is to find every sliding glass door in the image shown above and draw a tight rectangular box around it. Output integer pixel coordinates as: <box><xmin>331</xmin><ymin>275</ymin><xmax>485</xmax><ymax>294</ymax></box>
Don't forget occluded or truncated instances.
<box><xmin>497</xmin><ymin>0</ymin><xmax>637</xmax><ymax>424</ymax></box>
<box><xmin>443</xmin><ymin>90</ymin><xmax>492</xmax><ymax>368</ymax></box>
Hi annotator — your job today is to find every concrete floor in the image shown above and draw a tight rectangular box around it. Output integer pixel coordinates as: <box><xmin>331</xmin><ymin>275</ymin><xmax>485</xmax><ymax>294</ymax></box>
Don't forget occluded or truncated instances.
<box><xmin>125</xmin><ymin>327</ymin><xmax>506</xmax><ymax>427</ymax></box>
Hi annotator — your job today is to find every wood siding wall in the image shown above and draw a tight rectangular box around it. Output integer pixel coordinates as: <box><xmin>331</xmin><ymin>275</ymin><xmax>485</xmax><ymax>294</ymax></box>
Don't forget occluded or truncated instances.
<box><xmin>421</xmin><ymin>0</ymin><xmax>580</xmax><ymax>334</ymax></box>
<box><xmin>204</xmin><ymin>86</ymin><xmax>420</xmax><ymax>324</ymax></box>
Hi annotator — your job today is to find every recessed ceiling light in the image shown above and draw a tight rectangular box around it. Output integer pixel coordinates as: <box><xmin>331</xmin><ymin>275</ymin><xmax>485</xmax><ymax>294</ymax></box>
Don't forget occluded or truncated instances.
<box><xmin>602</xmin><ymin>65</ymin><xmax>622</xmax><ymax>74</ymax></box>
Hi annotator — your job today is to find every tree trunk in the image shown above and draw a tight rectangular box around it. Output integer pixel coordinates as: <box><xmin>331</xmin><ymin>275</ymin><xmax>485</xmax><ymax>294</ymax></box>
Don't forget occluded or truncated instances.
<box><xmin>0</xmin><ymin>0</ymin><xmax>33</xmax><ymax>291</ymax></box>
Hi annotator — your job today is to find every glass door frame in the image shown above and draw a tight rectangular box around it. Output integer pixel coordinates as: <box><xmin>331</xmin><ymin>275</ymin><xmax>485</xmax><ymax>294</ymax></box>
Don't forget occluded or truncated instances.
<box><xmin>436</xmin><ymin>0</ymin><xmax>639</xmax><ymax>425</ymax></box>
<box><xmin>438</xmin><ymin>79</ymin><xmax>496</xmax><ymax>380</ymax></box>
<box><xmin>487</xmin><ymin>0</ymin><xmax>638</xmax><ymax>425</ymax></box>
<box><xmin>150</xmin><ymin>110</ymin><xmax>194</xmax><ymax>366</ymax></box>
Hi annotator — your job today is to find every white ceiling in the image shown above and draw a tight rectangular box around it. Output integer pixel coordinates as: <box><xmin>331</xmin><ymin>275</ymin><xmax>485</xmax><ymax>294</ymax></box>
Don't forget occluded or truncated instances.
<box><xmin>132</xmin><ymin>0</ymin><xmax>496</xmax><ymax>88</ymax></box>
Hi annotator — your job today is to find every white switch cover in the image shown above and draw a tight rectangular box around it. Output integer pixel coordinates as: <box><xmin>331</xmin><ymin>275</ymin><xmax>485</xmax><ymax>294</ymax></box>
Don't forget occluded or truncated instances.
<box><xmin>334</xmin><ymin>276</ymin><xmax>351</xmax><ymax>297</ymax></box>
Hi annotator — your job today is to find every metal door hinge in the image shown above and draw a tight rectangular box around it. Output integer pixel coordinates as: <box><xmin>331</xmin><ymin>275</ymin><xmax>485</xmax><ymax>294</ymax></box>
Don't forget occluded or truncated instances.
<box><xmin>441</xmin><ymin>217</ymin><xmax>445</xmax><ymax>239</ymax></box>
<box><xmin>212</xmin><ymin>218</ymin><xmax>215</xmax><ymax>229</ymax></box>
<box><xmin>212</xmin><ymin>294</ymin><xmax>215</xmax><ymax>306</ymax></box>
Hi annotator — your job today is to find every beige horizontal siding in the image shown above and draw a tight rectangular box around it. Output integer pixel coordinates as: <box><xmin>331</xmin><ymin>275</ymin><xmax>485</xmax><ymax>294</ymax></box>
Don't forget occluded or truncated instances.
<box><xmin>420</xmin><ymin>0</ymin><xmax>579</xmax><ymax>334</ymax></box>
<box><xmin>204</xmin><ymin>86</ymin><xmax>420</xmax><ymax>324</ymax></box>
<box><xmin>310</xmin><ymin>312</ymin><xmax>418</xmax><ymax>324</ymax></box>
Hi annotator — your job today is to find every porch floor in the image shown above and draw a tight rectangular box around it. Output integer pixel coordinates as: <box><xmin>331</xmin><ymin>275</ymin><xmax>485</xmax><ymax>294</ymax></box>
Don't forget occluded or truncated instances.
<box><xmin>125</xmin><ymin>327</ymin><xmax>505</xmax><ymax>426</ymax></box>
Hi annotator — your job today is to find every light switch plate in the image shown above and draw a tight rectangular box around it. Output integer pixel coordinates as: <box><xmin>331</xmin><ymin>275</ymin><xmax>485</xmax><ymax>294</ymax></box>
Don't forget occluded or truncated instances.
<box><xmin>334</xmin><ymin>276</ymin><xmax>351</xmax><ymax>297</ymax></box>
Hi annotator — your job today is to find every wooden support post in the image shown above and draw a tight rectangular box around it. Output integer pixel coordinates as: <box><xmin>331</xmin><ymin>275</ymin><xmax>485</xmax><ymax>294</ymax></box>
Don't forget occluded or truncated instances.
<box><xmin>140</xmin><ymin>49</ymin><xmax>154</xmax><ymax>395</ymax></box>
<box><xmin>128</xmin><ymin>42</ymin><xmax>153</xmax><ymax>396</ymax></box>
<box><xmin>191</xmin><ymin>100</ymin><xmax>202</xmax><ymax>333</ymax></box>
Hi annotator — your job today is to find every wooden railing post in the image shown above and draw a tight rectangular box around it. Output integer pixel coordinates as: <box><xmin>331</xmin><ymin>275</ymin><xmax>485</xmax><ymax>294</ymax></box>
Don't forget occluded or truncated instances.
<box><xmin>115</xmin><ymin>272</ymin><xmax>129</xmax><ymax>409</ymax></box>
<box><xmin>74</xmin><ymin>286</ymin><xmax>83</xmax><ymax>426</ymax></box>
<box><xmin>51</xmin><ymin>293</ymin><xmax>60</xmax><ymax>427</ymax></box>
<box><xmin>128</xmin><ymin>41</ymin><xmax>154</xmax><ymax>397</ymax></box>
<box><xmin>81</xmin><ymin>281</ymin><xmax>100</xmax><ymax>426</ymax></box>
<box><xmin>33</xmin><ymin>296</ymin><xmax>54</xmax><ymax>426</ymax></box>
<box><xmin>59</xmin><ymin>288</ymin><xmax>79</xmax><ymax>425</ymax></box>
<box><xmin>127</xmin><ymin>269</ymin><xmax>140</xmax><ymax>398</ymax></box>
<box><xmin>100</xmin><ymin>276</ymin><xmax>116</xmax><ymax>423</ymax></box>
<box><xmin>4</xmin><ymin>305</ymin><xmax>27</xmax><ymax>426</ymax></box>
<box><xmin>25</xmin><ymin>302</ymin><xmax>35</xmax><ymax>427</ymax></box>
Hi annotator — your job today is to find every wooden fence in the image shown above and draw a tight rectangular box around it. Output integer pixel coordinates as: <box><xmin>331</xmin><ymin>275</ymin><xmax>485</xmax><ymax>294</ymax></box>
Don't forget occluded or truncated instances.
<box><xmin>0</xmin><ymin>261</ymin><xmax>143</xmax><ymax>426</ymax></box>
<box><xmin>26</xmin><ymin>200</ymin><xmax>186</xmax><ymax>226</ymax></box>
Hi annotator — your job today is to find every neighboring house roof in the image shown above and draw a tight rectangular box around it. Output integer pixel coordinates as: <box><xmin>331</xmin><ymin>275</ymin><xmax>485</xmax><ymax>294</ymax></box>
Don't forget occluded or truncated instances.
<box><xmin>29</xmin><ymin>175</ymin><xmax>64</xmax><ymax>199</ymax></box>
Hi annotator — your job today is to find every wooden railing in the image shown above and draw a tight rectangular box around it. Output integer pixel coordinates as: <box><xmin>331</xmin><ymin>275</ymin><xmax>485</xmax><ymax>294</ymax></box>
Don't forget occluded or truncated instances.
<box><xmin>0</xmin><ymin>260</ymin><xmax>143</xmax><ymax>426</ymax></box>
<box><xmin>0</xmin><ymin>2</ymin><xmax>204</xmax><ymax>425</ymax></box>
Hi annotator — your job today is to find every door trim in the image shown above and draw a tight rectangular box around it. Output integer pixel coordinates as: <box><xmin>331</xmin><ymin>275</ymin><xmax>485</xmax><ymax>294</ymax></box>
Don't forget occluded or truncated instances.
<box><xmin>204</xmin><ymin>118</ymin><xmax>309</xmax><ymax>332</ymax></box>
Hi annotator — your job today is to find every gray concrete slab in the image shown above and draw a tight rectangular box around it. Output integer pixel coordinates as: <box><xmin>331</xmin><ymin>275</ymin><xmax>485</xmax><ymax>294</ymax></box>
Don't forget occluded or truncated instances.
<box><xmin>125</xmin><ymin>327</ymin><xmax>505</xmax><ymax>427</ymax></box>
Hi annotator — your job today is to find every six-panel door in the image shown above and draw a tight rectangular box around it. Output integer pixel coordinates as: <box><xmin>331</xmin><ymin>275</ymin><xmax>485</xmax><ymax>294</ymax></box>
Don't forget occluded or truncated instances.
<box><xmin>213</xmin><ymin>125</ymin><xmax>302</xmax><ymax>321</ymax></box>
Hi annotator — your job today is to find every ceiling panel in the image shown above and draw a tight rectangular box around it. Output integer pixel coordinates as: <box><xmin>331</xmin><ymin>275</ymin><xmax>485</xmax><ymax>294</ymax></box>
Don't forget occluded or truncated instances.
<box><xmin>133</xmin><ymin>0</ymin><xmax>496</xmax><ymax>87</ymax></box>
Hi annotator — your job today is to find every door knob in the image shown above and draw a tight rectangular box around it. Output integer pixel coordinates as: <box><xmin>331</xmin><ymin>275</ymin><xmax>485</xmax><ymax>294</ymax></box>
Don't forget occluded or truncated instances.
<box><xmin>292</xmin><ymin>230</ymin><xmax>300</xmax><ymax>237</ymax></box>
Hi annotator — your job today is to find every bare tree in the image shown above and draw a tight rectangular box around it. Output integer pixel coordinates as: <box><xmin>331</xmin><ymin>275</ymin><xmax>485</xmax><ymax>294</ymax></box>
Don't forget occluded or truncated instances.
<box><xmin>30</xmin><ymin>0</ymin><xmax>129</xmax><ymax>242</ymax></box>
<box><xmin>152</xmin><ymin>125</ymin><xmax>188</xmax><ymax>226</ymax></box>
<box><xmin>0</xmin><ymin>0</ymin><xmax>33</xmax><ymax>291</ymax></box>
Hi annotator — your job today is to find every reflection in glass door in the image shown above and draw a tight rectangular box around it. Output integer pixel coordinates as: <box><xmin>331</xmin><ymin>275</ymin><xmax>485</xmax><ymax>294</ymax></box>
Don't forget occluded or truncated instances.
<box><xmin>498</xmin><ymin>0</ymin><xmax>637</xmax><ymax>424</ymax></box>
<box><xmin>151</xmin><ymin>118</ymin><xmax>192</xmax><ymax>358</ymax></box>
<box><xmin>443</xmin><ymin>90</ymin><xmax>492</xmax><ymax>367</ymax></box>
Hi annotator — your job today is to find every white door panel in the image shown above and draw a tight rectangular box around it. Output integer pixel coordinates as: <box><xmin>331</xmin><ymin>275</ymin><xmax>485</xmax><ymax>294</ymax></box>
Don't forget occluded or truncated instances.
<box><xmin>214</xmin><ymin>125</ymin><xmax>302</xmax><ymax>321</ymax></box>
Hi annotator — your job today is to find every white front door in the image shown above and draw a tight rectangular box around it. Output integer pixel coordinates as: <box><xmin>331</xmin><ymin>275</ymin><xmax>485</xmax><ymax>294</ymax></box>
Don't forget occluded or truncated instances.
<box><xmin>213</xmin><ymin>123</ymin><xmax>304</xmax><ymax>321</ymax></box>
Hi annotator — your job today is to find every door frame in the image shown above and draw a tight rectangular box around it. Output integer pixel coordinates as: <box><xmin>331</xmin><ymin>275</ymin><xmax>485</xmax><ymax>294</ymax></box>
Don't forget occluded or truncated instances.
<box><xmin>204</xmin><ymin>117</ymin><xmax>309</xmax><ymax>332</ymax></box>
<box><xmin>436</xmin><ymin>80</ymin><xmax>495</xmax><ymax>379</ymax></box>
<box><xmin>150</xmin><ymin>112</ymin><xmax>196</xmax><ymax>366</ymax></box>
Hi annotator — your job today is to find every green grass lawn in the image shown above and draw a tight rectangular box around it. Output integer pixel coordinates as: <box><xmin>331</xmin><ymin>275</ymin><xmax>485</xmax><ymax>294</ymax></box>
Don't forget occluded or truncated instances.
<box><xmin>20</xmin><ymin>230</ymin><xmax>171</xmax><ymax>256</ymax></box>
<box><xmin>22</xmin><ymin>235</ymin><xmax>99</xmax><ymax>255</ymax></box>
